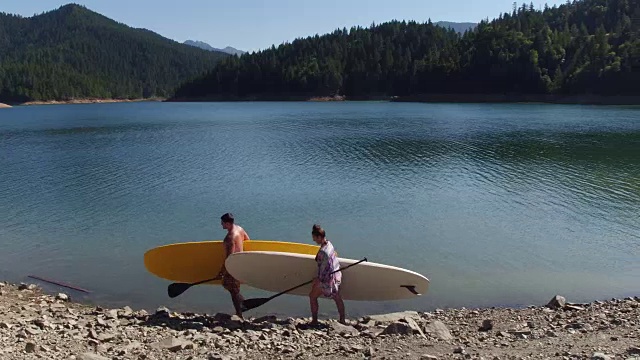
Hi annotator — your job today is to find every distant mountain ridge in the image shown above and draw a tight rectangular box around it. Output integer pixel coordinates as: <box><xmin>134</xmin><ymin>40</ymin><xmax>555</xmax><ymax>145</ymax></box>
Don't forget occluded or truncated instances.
<box><xmin>434</xmin><ymin>21</ymin><xmax>477</xmax><ymax>33</ymax></box>
<box><xmin>0</xmin><ymin>3</ymin><xmax>228</xmax><ymax>103</ymax></box>
<box><xmin>184</xmin><ymin>40</ymin><xmax>246</xmax><ymax>56</ymax></box>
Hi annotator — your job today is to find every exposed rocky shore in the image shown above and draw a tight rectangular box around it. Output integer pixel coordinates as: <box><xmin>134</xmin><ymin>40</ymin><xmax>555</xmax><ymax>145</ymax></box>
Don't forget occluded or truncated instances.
<box><xmin>0</xmin><ymin>281</ymin><xmax>638</xmax><ymax>360</ymax></box>
<box><xmin>18</xmin><ymin>98</ymin><xmax>164</xmax><ymax>106</ymax></box>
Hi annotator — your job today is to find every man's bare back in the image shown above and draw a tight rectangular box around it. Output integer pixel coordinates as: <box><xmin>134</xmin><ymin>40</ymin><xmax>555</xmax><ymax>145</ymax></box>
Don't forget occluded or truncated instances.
<box><xmin>224</xmin><ymin>225</ymin><xmax>250</xmax><ymax>255</ymax></box>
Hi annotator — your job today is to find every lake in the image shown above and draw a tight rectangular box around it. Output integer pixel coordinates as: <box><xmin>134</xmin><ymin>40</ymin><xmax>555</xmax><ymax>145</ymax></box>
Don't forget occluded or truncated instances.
<box><xmin>0</xmin><ymin>101</ymin><xmax>639</xmax><ymax>318</ymax></box>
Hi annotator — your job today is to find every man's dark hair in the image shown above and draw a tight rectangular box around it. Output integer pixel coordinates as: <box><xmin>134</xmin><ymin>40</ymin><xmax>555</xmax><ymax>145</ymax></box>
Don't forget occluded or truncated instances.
<box><xmin>221</xmin><ymin>213</ymin><xmax>234</xmax><ymax>224</ymax></box>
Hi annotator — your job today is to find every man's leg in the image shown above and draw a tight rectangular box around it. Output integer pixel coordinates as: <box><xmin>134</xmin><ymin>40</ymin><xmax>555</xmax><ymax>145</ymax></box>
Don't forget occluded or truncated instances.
<box><xmin>223</xmin><ymin>275</ymin><xmax>244</xmax><ymax>319</ymax></box>
<box><xmin>231</xmin><ymin>290</ymin><xmax>244</xmax><ymax>318</ymax></box>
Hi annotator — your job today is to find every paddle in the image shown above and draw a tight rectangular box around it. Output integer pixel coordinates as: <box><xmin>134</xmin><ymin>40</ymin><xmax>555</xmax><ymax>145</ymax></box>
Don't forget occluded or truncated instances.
<box><xmin>240</xmin><ymin>257</ymin><xmax>368</xmax><ymax>312</ymax></box>
<box><xmin>167</xmin><ymin>275</ymin><xmax>222</xmax><ymax>298</ymax></box>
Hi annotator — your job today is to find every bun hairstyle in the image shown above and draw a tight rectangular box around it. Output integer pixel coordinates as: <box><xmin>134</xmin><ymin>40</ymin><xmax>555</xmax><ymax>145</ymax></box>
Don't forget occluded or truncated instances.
<box><xmin>311</xmin><ymin>224</ymin><xmax>326</xmax><ymax>238</ymax></box>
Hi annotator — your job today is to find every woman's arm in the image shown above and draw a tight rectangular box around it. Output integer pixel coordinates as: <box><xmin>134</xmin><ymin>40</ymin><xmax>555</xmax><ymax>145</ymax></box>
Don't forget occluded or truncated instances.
<box><xmin>317</xmin><ymin>251</ymin><xmax>332</xmax><ymax>283</ymax></box>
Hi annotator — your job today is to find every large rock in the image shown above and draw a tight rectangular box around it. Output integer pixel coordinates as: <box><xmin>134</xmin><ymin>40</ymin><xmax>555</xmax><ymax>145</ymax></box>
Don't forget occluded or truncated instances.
<box><xmin>381</xmin><ymin>321</ymin><xmax>414</xmax><ymax>336</ymax></box>
<box><xmin>0</xmin><ymin>103</ymin><xmax>11</xmax><ymax>108</ymax></box>
<box><xmin>208</xmin><ymin>354</ymin><xmax>232</xmax><ymax>360</ymax></box>
<box><xmin>329</xmin><ymin>322</ymin><xmax>360</xmax><ymax>337</ymax></box>
<box><xmin>546</xmin><ymin>295</ymin><xmax>566</xmax><ymax>309</ymax></box>
<box><xmin>479</xmin><ymin>319</ymin><xmax>493</xmax><ymax>331</ymax></box>
<box><xmin>18</xmin><ymin>283</ymin><xmax>38</xmax><ymax>291</ymax></box>
<box><xmin>364</xmin><ymin>311</ymin><xmax>420</xmax><ymax>323</ymax></box>
<box><xmin>253</xmin><ymin>315</ymin><xmax>277</xmax><ymax>323</ymax></box>
<box><xmin>380</xmin><ymin>318</ymin><xmax>426</xmax><ymax>337</ymax></box>
<box><xmin>424</xmin><ymin>321</ymin><xmax>454</xmax><ymax>340</ymax></box>
<box><xmin>119</xmin><ymin>306</ymin><xmax>133</xmax><ymax>317</ymax></box>
<box><xmin>405</xmin><ymin>318</ymin><xmax>427</xmax><ymax>338</ymax></box>
<box><xmin>592</xmin><ymin>353</ymin><xmax>612</xmax><ymax>360</ymax></box>
<box><xmin>77</xmin><ymin>353</ymin><xmax>110</xmax><ymax>360</ymax></box>
<box><xmin>152</xmin><ymin>337</ymin><xmax>196</xmax><ymax>352</ymax></box>
<box><xmin>105</xmin><ymin>309</ymin><xmax>119</xmax><ymax>319</ymax></box>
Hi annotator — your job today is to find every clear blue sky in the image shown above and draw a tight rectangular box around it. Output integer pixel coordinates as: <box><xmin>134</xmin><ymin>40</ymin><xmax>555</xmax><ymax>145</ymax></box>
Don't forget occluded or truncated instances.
<box><xmin>2</xmin><ymin>0</ymin><xmax>566</xmax><ymax>53</ymax></box>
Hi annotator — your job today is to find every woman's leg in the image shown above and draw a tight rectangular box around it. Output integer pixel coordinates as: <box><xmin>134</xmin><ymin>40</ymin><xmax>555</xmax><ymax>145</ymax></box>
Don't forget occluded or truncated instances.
<box><xmin>334</xmin><ymin>291</ymin><xmax>345</xmax><ymax>324</ymax></box>
<box><xmin>309</xmin><ymin>282</ymin><xmax>323</xmax><ymax>324</ymax></box>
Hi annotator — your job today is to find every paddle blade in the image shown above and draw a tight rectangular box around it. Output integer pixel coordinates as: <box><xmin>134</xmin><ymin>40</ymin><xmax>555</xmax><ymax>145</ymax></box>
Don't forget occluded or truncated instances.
<box><xmin>167</xmin><ymin>283</ymin><xmax>192</xmax><ymax>298</ymax></box>
<box><xmin>241</xmin><ymin>297</ymin><xmax>271</xmax><ymax>312</ymax></box>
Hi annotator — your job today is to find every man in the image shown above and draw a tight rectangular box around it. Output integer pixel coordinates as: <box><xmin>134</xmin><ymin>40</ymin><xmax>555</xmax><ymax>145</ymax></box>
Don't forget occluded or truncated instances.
<box><xmin>217</xmin><ymin>212</ymin><xmax>250</xmax><ymax>318</ymax></box>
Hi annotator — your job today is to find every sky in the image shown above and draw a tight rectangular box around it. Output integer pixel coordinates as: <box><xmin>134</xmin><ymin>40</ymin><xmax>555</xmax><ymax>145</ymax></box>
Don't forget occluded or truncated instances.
<box><xmin>1</xmin><ymin>0</ymin><xmax>567</xmax><ymax>53</ymax></box>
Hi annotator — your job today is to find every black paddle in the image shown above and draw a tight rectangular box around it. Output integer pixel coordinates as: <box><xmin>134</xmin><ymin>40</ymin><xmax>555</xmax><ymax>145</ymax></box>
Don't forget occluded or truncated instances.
<box><xmin>167</xmin><ymin>275</ymin><xmax>222</xmax><ymax>298</ymax></box>
<box><xmin>240</xmin><ymin>257</ymin><xmax>368</xmax><ymax>312</ymax></box>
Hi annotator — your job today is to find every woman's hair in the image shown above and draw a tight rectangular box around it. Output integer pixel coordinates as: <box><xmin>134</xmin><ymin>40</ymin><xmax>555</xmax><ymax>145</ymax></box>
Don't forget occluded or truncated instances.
<box><xmin>311</xmin><ymin>224</ymin><xmax>326</xmax><ymax>238</ymax></box>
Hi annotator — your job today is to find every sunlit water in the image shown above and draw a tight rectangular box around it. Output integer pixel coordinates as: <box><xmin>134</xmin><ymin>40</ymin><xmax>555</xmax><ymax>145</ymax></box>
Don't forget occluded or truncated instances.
<box><xmin>1</xmin><ymin>101</ymin><xmax>639</xmax><ymax>318</ymax></box>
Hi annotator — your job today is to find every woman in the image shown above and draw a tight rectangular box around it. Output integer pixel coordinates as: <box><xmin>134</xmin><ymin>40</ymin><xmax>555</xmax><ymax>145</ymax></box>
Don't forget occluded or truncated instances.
<box><xmin>309</xmin><ymin>224</ymin><xmax>346</xmax><ymax>325</ymax></box>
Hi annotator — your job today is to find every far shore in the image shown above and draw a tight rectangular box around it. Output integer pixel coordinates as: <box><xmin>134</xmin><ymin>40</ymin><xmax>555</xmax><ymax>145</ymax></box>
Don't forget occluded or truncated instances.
<box><xmin>5</xmin><ymin>93</ymin><xmax>639</xmax><ymax>107</ymax></box>
<box><xmin>167</xmin><ymin>93</ymin><xmax>640</xmax><ymax>105</ymax></box>
<box><xmin>10</xmin><ymin>97</ymin><xmax>166</xmax><ymax>106</ymax></box>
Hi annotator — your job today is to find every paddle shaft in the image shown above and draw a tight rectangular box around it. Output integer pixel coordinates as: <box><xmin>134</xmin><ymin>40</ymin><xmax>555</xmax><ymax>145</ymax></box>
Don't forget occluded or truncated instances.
<box><xmin>28</xmin><ymin>275</ymin><xmax>91</xmax><ymax>294</ymax></box>
<box><xmin>265</xmin><ymin>257</ymin><xmax>367</xmax><ymax>301</ymax></box>
<box><xmin>191</xmin><ymin>275</ymin><xmax>221</xmax><ymax>286</ymax></box>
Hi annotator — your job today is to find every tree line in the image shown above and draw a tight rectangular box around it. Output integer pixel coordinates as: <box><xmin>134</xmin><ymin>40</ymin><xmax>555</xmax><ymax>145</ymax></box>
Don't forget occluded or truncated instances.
<box><xmin>173</xmin><ymin>0</ymin><xmax>639</xmax><ymax>99</ymax></box>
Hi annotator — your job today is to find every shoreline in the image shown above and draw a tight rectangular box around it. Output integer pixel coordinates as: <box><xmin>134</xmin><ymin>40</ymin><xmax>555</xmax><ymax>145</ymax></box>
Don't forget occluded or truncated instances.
<box><xmin>10</xmin><ymin>98</ymin><xmax>166</xmax><ymax>106</ymax></box>
<box><xmin>4</xmin><ymin>94</ymin><xmax>639</xmax><ymax>106</ymax></box>
<box><xmin>1</xmin><ymin>280</ymin><xmax>638</xmax><ymax>359</ymax></box>
<box><xmin>167</xmin><ymin>93</ymin><xmax>640</xmax><ymax>105</ymax></box>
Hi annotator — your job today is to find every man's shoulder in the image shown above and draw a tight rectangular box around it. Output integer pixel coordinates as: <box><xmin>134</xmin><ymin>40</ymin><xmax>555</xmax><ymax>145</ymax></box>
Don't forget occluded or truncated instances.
<box><xmin>229</xmin><ymin>226</ymin><xmax>245</xmax><ymax>238</ymax></box>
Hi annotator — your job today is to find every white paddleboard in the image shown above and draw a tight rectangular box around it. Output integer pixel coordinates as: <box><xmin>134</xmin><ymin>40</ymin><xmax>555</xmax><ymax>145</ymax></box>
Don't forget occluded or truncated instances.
<box><xmin>225</xmin><ymin>251</ymin><xmax>429</xmax><ymax>301</ymax></box>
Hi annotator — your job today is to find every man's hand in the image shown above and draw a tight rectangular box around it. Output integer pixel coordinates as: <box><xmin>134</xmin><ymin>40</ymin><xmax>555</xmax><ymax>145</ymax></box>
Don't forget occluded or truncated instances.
<box><xmin>217</xmin><ymin>268</ymin><xmax>225</xmax><ymax>280</ymax></box>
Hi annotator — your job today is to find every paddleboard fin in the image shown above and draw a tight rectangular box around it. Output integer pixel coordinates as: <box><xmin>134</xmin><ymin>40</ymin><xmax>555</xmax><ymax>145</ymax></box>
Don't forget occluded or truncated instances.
<box><xmin>400</xmin><ymin>285</ymin><xmax>420</xmax><ymax>295</ymax></box>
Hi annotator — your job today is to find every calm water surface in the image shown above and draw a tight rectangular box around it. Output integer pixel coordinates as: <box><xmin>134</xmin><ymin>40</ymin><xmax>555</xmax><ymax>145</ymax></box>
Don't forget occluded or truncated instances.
<box><xmin>1</xmin><ymin>102</ymin><xmax>639</xmax><ymax>318</ymax></box>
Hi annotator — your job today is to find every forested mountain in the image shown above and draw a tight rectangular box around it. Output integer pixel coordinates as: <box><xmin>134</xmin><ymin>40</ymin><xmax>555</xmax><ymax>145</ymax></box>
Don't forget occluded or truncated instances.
<box><xmin>0</xmin><ymin>4</ymin><xmax>228</xmax><ymax>103</ymax></box>
<box><xmin>173</xmin><ymin>0</ymin><xmax>639</xmax><ymax>100</ymax></box>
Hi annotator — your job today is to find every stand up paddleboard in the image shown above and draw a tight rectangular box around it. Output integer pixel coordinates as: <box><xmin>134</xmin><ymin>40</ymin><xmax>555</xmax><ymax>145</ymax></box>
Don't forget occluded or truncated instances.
<box><xmin>144</xmin><ymin>240</ymin><xmax>319</xmax><ymax>285</ymax></box>
<box><xmin>225</xmin><ymin>251</ymin><xmax>429</xmax><ymax>301</ymax></box>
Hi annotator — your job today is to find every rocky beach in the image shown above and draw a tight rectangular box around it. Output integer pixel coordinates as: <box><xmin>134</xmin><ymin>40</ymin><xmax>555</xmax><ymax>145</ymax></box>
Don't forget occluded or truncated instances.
<box><xmin>0</xmin><ymin>281</ymin><xmax>638</xmax><ymax>360</ymax></box>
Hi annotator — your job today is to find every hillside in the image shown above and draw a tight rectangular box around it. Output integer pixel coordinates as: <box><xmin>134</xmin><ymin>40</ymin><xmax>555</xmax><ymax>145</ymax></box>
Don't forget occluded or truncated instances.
<box><xmin>172</xmin><ymin>0</ymin><xmax>639</xmax><ymax>101</ymax></box>
<box><xmin>184</xmin><ymin>40</ymin><xmax>246</xmax><ymax>56</ymax></box>
<box><xmin>0</xmin><ymin>4</ymin><xmax>228</xmax><ymax>103</ymax></box>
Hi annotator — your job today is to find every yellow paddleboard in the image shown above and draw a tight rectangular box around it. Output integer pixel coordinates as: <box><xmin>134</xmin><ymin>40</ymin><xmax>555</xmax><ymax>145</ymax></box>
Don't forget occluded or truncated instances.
<box><xmin>143</xmin><ymin>240</ymin><xmax>320</xmax><ymax>285</ymax></box>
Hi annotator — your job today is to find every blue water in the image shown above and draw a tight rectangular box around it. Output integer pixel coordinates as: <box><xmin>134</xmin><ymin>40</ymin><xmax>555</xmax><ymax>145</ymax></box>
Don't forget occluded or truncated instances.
<box><xmin>1</xmin><ymin>101</ymin><xmax>639</xmax><ymax>318</ymax></box>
